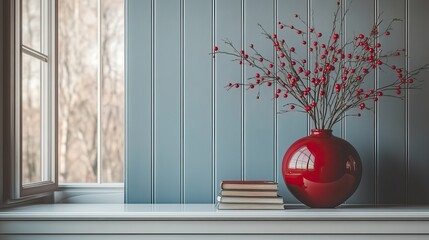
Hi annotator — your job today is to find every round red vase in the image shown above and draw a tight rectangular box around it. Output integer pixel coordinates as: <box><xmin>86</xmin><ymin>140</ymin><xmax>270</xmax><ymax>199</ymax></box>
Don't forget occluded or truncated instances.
<box><xmin>282</xmin><ymin>129</ymin><xmax>362</xmax><ymax>208</ymax></box>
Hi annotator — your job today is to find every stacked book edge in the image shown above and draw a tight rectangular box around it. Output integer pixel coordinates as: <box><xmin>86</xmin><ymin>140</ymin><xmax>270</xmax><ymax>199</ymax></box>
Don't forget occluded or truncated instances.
<box><xmin>216</xmin><ymin>180</ymin><xmax>284</xmax><ymax>210</ymax></box>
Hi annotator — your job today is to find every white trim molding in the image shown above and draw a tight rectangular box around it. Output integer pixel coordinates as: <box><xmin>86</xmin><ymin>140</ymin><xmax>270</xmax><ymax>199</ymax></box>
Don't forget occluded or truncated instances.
<box><xmin>1</xmin><ymin>204</ymin><xmax>429</xmax><ymax>239</ymax></box>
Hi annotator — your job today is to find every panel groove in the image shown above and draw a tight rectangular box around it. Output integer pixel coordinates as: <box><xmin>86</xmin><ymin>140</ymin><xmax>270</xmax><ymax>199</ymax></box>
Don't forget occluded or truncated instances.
<box><xmin>211</xmin><ymin>0</ymin><xmax>216</xmax><ymax>203</ymax></box>
<box><xmin>241</xmin><ymin>0</ymin><xmax>245</xmax><ymax>181</ymax></box>
<box><xmin>273</xmin><ymin>0</ymin><xmax>278</xmax><ymax>183</ymax></box>
<box><xmin>405</xmin><ymin>0</ymin><xmax>409</xmax><ymax>205</ymax></box>
<box><xmin>151</xmin><ymin>0</ymin><xmax>155</xmax><ymax>204</ymax></box>
<box><xmin>374</xmin><ymin>0</ymin><xmax>379</xmax><ymax>206</ymax></box>
<box><xmin>180</xmin><ymin>0</ymin><xmax>185</xmax><ymax>204</ymax></box>
<box><xmin>182</xmin><ymin>0</ymin><xmax>186</xmax><ymax>203</ymax></box>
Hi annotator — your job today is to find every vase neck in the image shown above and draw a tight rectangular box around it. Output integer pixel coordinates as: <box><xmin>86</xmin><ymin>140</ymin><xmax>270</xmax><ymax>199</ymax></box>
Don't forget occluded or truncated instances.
<box><xmin>310</xmin><ymin>129</ymin><xmax>333</xmax><ymax>137</ymax></box>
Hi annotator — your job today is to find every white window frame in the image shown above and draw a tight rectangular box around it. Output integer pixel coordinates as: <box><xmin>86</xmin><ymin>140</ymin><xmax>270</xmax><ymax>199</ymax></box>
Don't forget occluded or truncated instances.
<box><xmin>13</xmin><ymin>0</ymin><xmax>58</xmax><ymax>199</ymax></box>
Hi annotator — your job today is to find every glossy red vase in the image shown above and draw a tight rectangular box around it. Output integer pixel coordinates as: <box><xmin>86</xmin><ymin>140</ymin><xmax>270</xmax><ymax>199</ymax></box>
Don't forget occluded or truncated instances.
<box><xmin>282</xmin><ymin>129</ymin><xmax>362</xmax><ymax>208</ymax></box>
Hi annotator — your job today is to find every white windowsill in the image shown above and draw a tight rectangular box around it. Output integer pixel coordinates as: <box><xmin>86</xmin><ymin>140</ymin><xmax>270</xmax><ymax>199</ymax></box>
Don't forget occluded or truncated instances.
<box><xmin>1</xmin><ymin>204</ymin><xmax>429</xmax><ymax>237</ymax></box>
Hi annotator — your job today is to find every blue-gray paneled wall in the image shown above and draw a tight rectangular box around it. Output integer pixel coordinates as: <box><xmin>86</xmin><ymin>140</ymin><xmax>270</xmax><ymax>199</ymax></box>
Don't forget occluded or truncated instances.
<box><xmin>125</xmin><ymin>0</ymin><xmax>429</xmax><ymax>204</ymax></box>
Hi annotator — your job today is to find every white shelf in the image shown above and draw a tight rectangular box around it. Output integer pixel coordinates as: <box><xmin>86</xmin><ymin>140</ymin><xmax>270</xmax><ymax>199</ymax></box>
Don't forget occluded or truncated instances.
<box><xmin>1</xmin><ymin>204</ymin><xmax>429</xmax><ymax>239</ymax></box>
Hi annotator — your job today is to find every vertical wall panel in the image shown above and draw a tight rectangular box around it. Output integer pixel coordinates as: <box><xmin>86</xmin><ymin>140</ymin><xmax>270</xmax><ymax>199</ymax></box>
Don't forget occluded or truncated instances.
<box><xmin>184</xmin><ymin>0</ymin><xmax>213</xmax><ymax>203</ymax></box>
<box><xmin>276</xmin><ymin>0</ymin><xmax>308</xmax><ymax>204</ymax></box>
<box><xmin>244</xmin><ymin>0</ymin><xmax>275</xmax><ymax>180</ymax></box>
<box><xmin>125</xmin><ymin>0</ymin><xmax>152</xmax><ymax>203</ymax></box>
<box><xmin>154</xmin><ymin>0</ymin><xmax>181</xmax><ymax>203</ymax></box>
<box><xmin>126</xmin><ymin>0</ymin><xmax>429</xmax><ymax>204</ymax></box>
<box><xmin>344</xmin><ymin>0</ymin><xmax>376</xmax><ymax>205</ymax></box>
<box><xmin>408</xmin><ymin>0</ymin><xmax>429</xmax><ymax>204</ymax></box>
<box><xmin>378</xmin><ymin>0</ymin><xmax>406</xmax><ymax>205</ymax></box>
<box><xmin>215</xmin><ymin>0</ymin><xmax>243</xmax><ymax>196</ymax></box>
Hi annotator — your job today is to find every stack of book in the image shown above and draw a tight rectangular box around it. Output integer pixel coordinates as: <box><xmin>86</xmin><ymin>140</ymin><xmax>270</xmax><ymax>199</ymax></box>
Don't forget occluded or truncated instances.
<box><xmin>216</xmin><ymin>180</ymin><xmax>284</xmax><ymax>210</ymax></box>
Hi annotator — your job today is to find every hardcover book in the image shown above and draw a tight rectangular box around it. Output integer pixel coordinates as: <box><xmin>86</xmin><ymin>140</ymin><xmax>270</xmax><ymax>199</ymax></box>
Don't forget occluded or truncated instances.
<box><xmin>220</xmin><ymin>180</ymin><xmax>278</xmax><ymax>191</ymax></box>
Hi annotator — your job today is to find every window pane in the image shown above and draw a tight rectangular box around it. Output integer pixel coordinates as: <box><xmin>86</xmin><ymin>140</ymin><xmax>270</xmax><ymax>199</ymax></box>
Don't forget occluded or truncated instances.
<box><xmin>101</xmin><ymin>0</ymin><xmax>124</xmax><ymax>183</ymax></box>
<box><xmin>58</xmin><ymin>0</ymin><xmax>98</xmax><ymax>183</ymax></box>
<box><xmin>22</xmin><ymin>53</ymin><xmax>42</xmax><ymax>184</ymax></box>
<box><xmin>22</xmin><ymin>0</ymin><xmax>42</xmax><ymax>52</ymax></box>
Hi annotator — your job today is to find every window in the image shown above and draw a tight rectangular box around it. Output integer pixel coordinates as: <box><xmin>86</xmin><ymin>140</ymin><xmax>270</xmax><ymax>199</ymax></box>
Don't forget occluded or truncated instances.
<box><xmin>16</xmin><ymin>0</ymin><xmax>57</xmax><ymax>198</ymax></box>
<box><xmin>2</xmin><ymin>0</ymin><xmax>124</xmax><ymax>205</ymax></box>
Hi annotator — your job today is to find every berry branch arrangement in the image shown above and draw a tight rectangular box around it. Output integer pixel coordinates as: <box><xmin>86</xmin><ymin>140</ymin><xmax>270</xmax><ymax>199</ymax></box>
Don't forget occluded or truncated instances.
<box><xmin>212</xmin><ymin>1</ymin><xmax>429</xmax><ymax>130</ymax></box>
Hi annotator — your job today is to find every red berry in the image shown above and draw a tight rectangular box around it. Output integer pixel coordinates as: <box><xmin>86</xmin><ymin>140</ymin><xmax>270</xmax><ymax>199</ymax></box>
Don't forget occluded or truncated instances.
<box><xmin>228</xmin><ymin>83</ymin><xmax>232</xmax><ymax>87</ymax></box>
<box><xmin>305</xmin><ymin>106</ymin><xmax>311</xmax><ymax>112</ymax></box>
<box><xmin>294</xmin><ymin>13</ymin><xmax>299</xmax><ymax>18</ymax></box>
<box><xmin>290</xmin><ymin>47</ymin><xmax>295</xmax><ymax>52</ymax></box>
<box><xmin>234</xmin><ymin>83</ymin><xmax>239</xmax><ymax>88</ymax></box>
<box><xmin>391</xmin><ymin>65</ymin><xmax>396</xmax><ymax>70</ymax></box>
<box><xmin>280</xmin><ymin>25</ymin><xmax>284</xmax><ymax>29</ymax></box>
<box><xmin>359</xmin><ymin>34</ymin><xmax>364</xmax><ymax>39</ymax></box>
<box><xmin>409</xmin><ymin>79</ymin><xmax>414</xmax><ymax>84</ymax></box>
<box><xmin>317</xmin><ymin>33</ymin><xmax>322</xmax><ymax>37</ymax></box>
<box><xmin>255</xmin><ymin>79</ymin><xmax>260</xmax><ymax>84</ymax></box>
<box><xmin>297</xmin><ymin>30</ymin><xmax>302</xmax><ymax>34</ymax></box>
<box><xmin>333</xmin><ymin>33</ymin><xmax>339</xmax><ymax>40</ymax></box>
<box><xmin>377</xmin><ymin>60</ymin><xmax>383</xmax><ymax>65</ymax></box>
<box><xmin>374</xmin><ymin>97</ymin><xmax>379</xmax><ymax>102</ymax></box>
<box><xmin>250</xmin><ymin>44</ymin><xmax>254</xmax><ymax>48</ymax></box>
<box><xmin>249</xmin><ymin>84</ymin><xmax>255</xmax><ymax>89</ymax></box>
<box><xmin>290</xmin><ymin>25</ymin><xmax>295</xmax><ymax>29</ymax></box>
<box><xmin>362</xmin><ymin>68</ymin><xmax>368</xmax><ymax>74</ymax></box>
<box><xmin>347</xmin><ymin>54</ymin><xmax>352</xmax><ymax>58</ymax></box>
<box><xmin>386</xmin><ymin>31</ymin><xmax>390</xmax><ymax>36</ymax></box>
<box><xmin>280</xmin><ymin>53</ymin><xmax>285</xmax><ymax>58</ymax></box>
<box><xmin>396</xmin><ymin>89</ymin><xmax>401</xmax><ymax>94</ymax></box>
<box><xmin>239</xmin><ymin>61</ymin><xmax>243</xmax><ymax>65</ymax></box>
<box><xmin>214</xmin><ymin>46</ymin><xmax>219</xmax><ymax>51</ymax></box>
<box><xmin>302</xmin><ymin>59</ymin><xmax>307</xmax><ymax>63</ymax></box>
<box><xmin>313</xmin><ymin>41</ymin><xmax>318</xmax><ymax>46</ymax></box>
<box><xmin>302</xmin><ymin>40</ymin><xmax>307</xmax><ymax>45</ymax></box>
<box><xmin>255</xmin><ymin>73</ymin><xmax>260</xmax><ymax>78</ymax></box>
<box><xmin>269</xmin><ymin>63</ymin><xmax>274</xmax><ymax>68</ymax></box>
<box><xmin>364</xmin><ymin>94</ymin><xmax>369</xmax><ymax>98</ymax></box>
<box><xmin>320</xmin><ymin>91</ymin><xmax>325</xmax><ymax>96</ymax></box>
<box><xmin>266</xmin><ymin>70</ymin><xmax>271</xmax><ymax>75</ymax></box>
<box><xmin>359</xmin><ymin>103</ymin><xmax>365</xmax><ymax>110</ymax></box>
<box><xmin>275</xmin><ymin>94</ymin><xmax>279</xmax><ymax>98</ymax></box>
<box><xmin>273</xmin><ymin>34</ymin><xmax>277</xmax><ymax>39</ymax></box>
<box><xmin>376</xmin><ymin>43</ymin><xmax>381</xmax><ymax>48</ymax></box>
<box><xmin>290</xmin><ymin>105</ymin><xmax>295</xmax><ymax>110</ymax></box>
<box><xmin>283</xmin><ymin>93</ymin><xmax>288</xmax><ymax>98</ymax></box>
<box><xmin>311</xmin><ymin>101</ymin><xmax>317</xmax><ymax>107</ymax></box>
<box><xmin>280</xmin><ymin>62</ymin><xmax>285</xmax><ymax>67</ymax></box>
<box><xmin>267</xmin><ymin>82</ymin><xmax>272</xmax><ymax>86</ymax></box>
<box><xmin>259</xmin><ymin>57</ymin><xmax>263</xmax><ymax>62</ymax></box>
<box><xmin>291</xmin><ymin>61</ymin><xmax>296</xmax><ymax>65</ymax></box>
<box><xmin>377</xmin><ymin>91</ymin><xmax>383</xmax><ymax>96</ymax></box>
<box><xmin>310</xmin><ymin>28</ymin><xmax>314</xmax><ymax>33</ymax></box>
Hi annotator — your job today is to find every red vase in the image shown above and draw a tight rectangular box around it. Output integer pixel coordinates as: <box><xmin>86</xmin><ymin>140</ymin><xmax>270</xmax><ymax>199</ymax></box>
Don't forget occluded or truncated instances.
<box><xmin>282</xmin><ymin>129</ymin><xmax>362</xmax><ymax>208</ymax></box>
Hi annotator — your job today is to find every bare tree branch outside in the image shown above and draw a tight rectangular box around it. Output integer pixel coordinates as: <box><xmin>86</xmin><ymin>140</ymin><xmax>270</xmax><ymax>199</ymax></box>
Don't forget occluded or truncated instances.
<box><xmin>56</xmin><ymin>0</ymin><xmax>124</xmax><ymax>183</ymax></box>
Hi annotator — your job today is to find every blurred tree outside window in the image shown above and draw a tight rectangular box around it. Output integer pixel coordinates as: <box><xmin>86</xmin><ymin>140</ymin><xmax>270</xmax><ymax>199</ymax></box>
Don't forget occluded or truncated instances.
<box><xmin>57</xmin><ymin>0</ymin><xmax>124</xmax><ymax>183</ymax></box>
